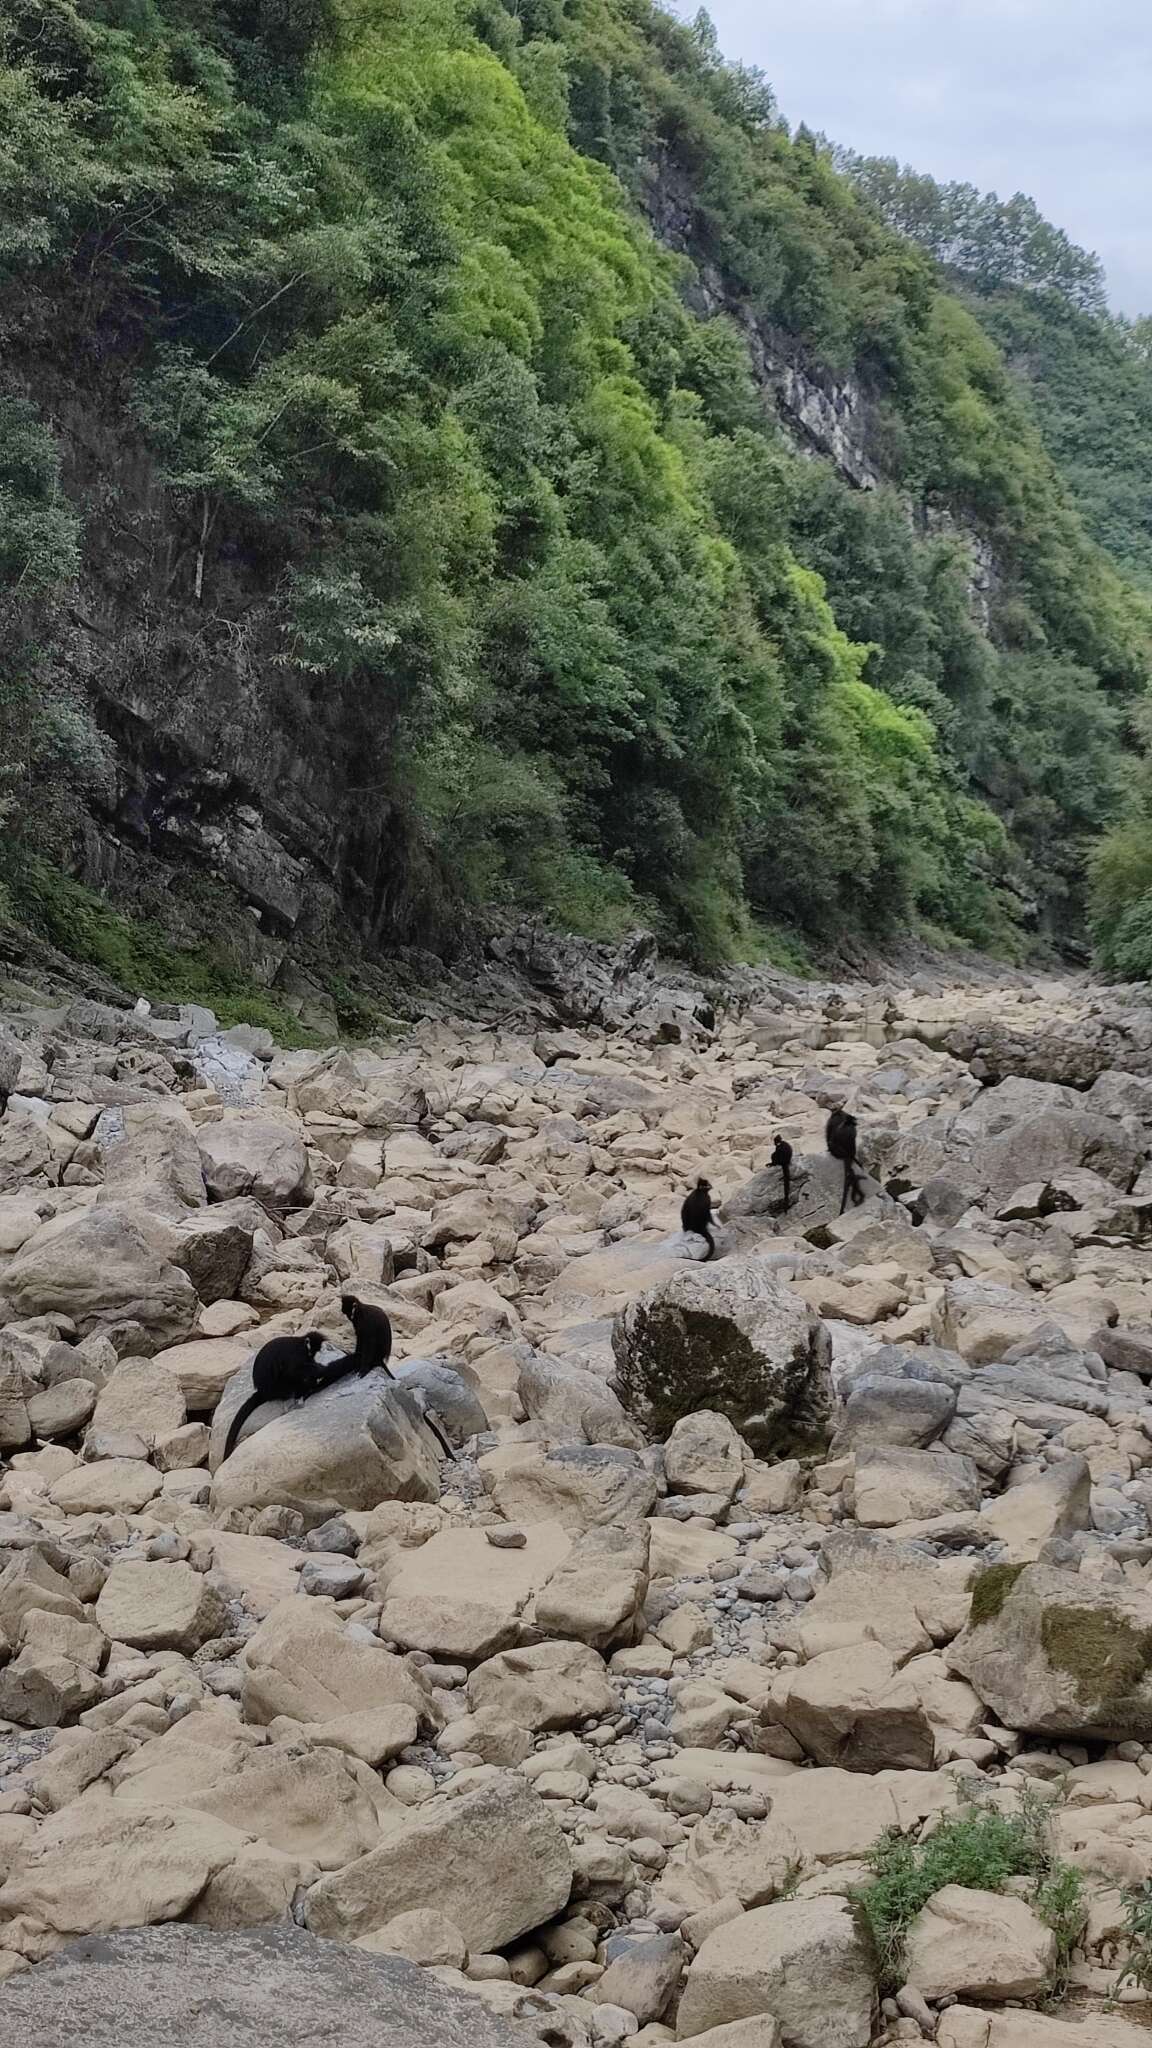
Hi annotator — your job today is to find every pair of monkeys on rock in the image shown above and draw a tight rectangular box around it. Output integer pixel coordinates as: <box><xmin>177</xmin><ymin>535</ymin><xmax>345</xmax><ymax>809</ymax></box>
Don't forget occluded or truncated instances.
<box><xmin>679</xmin><ymin>1109</ymin><xmax>865</xmax><ymax>1258</ymax></box>
<box><xmin>222</xmin><ymin>1295</ymin><xmax>455</xmax><ymax>1463</ymax></box>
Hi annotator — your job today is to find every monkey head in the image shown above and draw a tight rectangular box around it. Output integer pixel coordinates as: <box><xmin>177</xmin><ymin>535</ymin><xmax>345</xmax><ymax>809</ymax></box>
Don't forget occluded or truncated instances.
<box><xmin>340</xmin><ymin>1294</ymin><xmax>361</xmax><ymax>1323</ymax></box>
<box><xmin>303</xmin><ymin>1331</ymin><xmax>325</xmax><ymax>1357</ymax></box>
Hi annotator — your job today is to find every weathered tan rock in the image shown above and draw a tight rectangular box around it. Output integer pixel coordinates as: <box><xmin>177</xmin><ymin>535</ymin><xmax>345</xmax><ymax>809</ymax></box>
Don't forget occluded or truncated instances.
<box><xmin>25</xmin><ymin>1727</ymin><xmax>134</xmax><ymax>1812</ymax></box>
<box><xmin>171</xmin><ymin>1199</ymin><xmax>269</xmax><ymax>1307</ymax></box>
<box><xmin>97</xmin><ymin>1101</ymin><xmax>206</xmax><ymax>1210</ymax></box>
<box><xmin>305</xmin><ymin>1773</ymin><xmax>571</xmax><ymax>1951</ymax></box>
<box><xmin>26</xmin><ymin>1378</ymin><xmax>98</xmax><ymax>1439</ymax></box>
<box><xmin>366</xmin><ymin>1908</ymin><xmax>468</xmax><ymax>1967</ymax></box>
<box><xmin>517</xmin><ymin>1351</ymin><xmax>644</xmax><ymax>1450</ymax></box>
<box><xmin>0</xmin><ymin>1807</ymin><xmax>240</xmax><ymax>1958</ymax></box>
<box><xmin>153</xmin><ymin>1336</ymin><xmax>254</xmax><ymax>1411</ymax></box>
<box><xmin>482</xmin><ymin>1441</ymin><xmax>658</xmax><ymax>1531</ymax></box>
<box><xmin>375</xmin><ymin>1521</ymin><xmax>571</xmax><ymax>1658</ymax></box>
<box><xmin>209</xmin><ymin>1531</ymin><xmax>308</xmax><ymax>1617</ymax></box>
<box><xmin>96</xmin><ymin>1560</ymin><xmax>228</xmax><ymax>1653</ymax></box>
<box><xmin>774</xmin><ymin>1643</ymin><xmax>935</xmax><ymax>1772</ymax></box>
<box><xmin>467</xmin><ymin>1640</ymin><xmax>614</xmax><ymax>1730</ymax></box>
<box><xmin>948</xmin><ymin>1562</ymin><xmax>1152</xmax><ymax>1738</ymax></box>
<box><xmin>664</xmin><ymin>1412</ymin><xmax>747</xmax><ymax>1499</ymax></box>
<box><xmin>0</xmin><ymin>1549</ymin><xmax>84</xmax><ymax>1632</ymax></box>
<box><xmin>532</xmin><ymin>1523</ymin><xmax>649</xmax><ymax>1649</ymax></box>
<box><xmin>93</xmin><ymin>1356</ymin><xmax>187</xmax><ymax>1441</ymax></box>
<box><xmin>612</xmin><ymin>1259</ymin><xmax>833</xmax><ymax>1458</ymax></box>
<box><xmin>904</xmin><ymin>1885</ymin><xmax>1055</xmax><ymax>2001</ymax></box>
<box><xmin>379</xmin><ymin>1593</ymin><xmax>519</xmax><ymax>1664</ymax></box>
<box><xmin>850</xmin><ymin>1446</ymin><xmax>980</xmax><ymax>1527</ymax></box>
<box><xmin>49</xmin><ymin>1457</ymin><xmax>163</xmax><ymax>1515</ymax></box>
<box><xmin>678</xmin><ymin>1897</ymin><xmax>874</xmax><ymax>2046</ymax></box>
<box><xmin>272</xmin><ymin>1705</ymin><xmax>417</xmax><ymax>1767</ymax></box>
<box><xmin>978</xmin><ymin>1456</ymin><xmax>1091</xmax><ymax>1561</ymax></box>
<box><xmin>797</xmin><ymin>1530</ymin><xmax>976</xmax><ymax>1663</ymax></box>
<box><xmin>241</xmin><ymin>1599</ymin><xmax>439</xmax><ymax>1730</ymax></box>
<box><xmin>937</xmin><ymin>2008</ymin><xmax>1152</xmax><ymax>2048</ymax></box>
<box><xmin>197</xmin><ymin>1114</ymin><xmax>311</xmax><ymax>1207</ymax></box>
<box><xmin>1</xmin><ymin>1204</ymin><xmax>198</xmax><ymax>1351</ymax></box>
<box><xmin>676</xmin><ymin>2023</ymin><xmax>780</xmax><ymax>2048</ymax></box>
<box><xmin>589</xmin><ymin>1931</ymin><xmax>684</xmax><ymax>2022</ymax></box>
<box><xmin>0</xmin><ymin>1647</ymin><xmax>103</xmax><ymax>1727</ymax></box>
<box><xmin>210</xmin><ymin>1368</ymin><xmax>442</xmax><ymax>1521</ymax></box>
<box><xmin>116</xmin><ymin>1736</ymin><xmax>384</xmax><ymax>1871</ymax></box>
<box><xmin>154</xmin><ymin>1421</ymin><xmax>211</xmax><ymax>1470</ymax></box>
<box><xmin>0</xmin><ymin>1337</ymin><xmax>33</xmax><ymax>1450</ymax></box>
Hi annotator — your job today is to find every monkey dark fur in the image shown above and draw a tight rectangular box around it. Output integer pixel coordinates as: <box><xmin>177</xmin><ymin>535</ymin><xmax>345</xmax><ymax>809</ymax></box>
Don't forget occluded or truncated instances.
<box><xmin>681</xmin><ymin>1176</ymin><xmax>717</xmax><ymax>1260</ymax></box>
<box><xmin>222</xmin><ymin>1332</ymin><xmax>326</xmax><ymax>1461</ymax></box>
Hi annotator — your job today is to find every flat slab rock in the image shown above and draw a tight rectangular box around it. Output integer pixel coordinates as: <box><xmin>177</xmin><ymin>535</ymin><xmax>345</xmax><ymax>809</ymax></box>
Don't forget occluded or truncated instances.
<box><xmin>0</xmin><ymin>1924</ymin><xmax>526</xmax><ymax>2048</ymax></box>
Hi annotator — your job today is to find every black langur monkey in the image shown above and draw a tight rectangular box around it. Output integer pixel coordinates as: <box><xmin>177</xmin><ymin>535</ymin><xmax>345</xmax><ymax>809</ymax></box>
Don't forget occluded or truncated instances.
<box><xmin>826</xmin><ymin>1108</ymin><xmax>865</xmax><ymax>1215</ymax></box>
<box><xmin>681</xmin><ymin>1177</ymin><xmax>717</xmax><ymax>1260</ymax></box>
<box><xmin>222</xmin><ymin>1332</ymin><xmax>326</xmax><ymax>1461</ymax></box>
<box><xmin>770</xmin><ymin>1134</ymin><xmax>793</xmax><ymax>1212</ymax></box>
<box><xmin>338</xmin><ymin>1294</ymin><xmax>457</xmax><ymax>1462</ymax></box>
<box><xmin>340</xmin><ymin>1294</ymin><xmax>394</xmax><ymax>1375</ymax></box>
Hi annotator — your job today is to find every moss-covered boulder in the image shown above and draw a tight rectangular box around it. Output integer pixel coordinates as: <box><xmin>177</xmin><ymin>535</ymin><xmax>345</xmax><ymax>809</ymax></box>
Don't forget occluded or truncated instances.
<box><xmin>947</xmin><ymin>1562</ymin><xmax>1152</xmax><ymax>1739</ymax></box>
<box><xmin>610</xmin><ymin>1256</ymin><xmax>834</xmax><ymax>1457</ymax></box>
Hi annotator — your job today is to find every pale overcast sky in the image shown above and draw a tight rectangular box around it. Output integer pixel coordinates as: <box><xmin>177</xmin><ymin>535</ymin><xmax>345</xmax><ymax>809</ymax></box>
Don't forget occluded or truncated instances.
<box><xmin>688</xmin><ymin>1</ymin><xmax>1152</xmax><ymax>314</ymax></box>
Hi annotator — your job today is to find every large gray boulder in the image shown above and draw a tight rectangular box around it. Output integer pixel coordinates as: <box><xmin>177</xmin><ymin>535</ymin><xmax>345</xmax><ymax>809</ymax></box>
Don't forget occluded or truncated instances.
<box><xmin>612</xmin><ymin>1256</ymin><xmax>834</xmax><ymax>1456</ymax></box>
<box><xmin>833</xmin><ymin>1345</ymin><xmax>961</xmax><ymax>1452</ymax></box>
<box><xmin>0</xmin><ymin>1203</ymin><xmax>198</xmax><ymax>1352</ymax></box>
<box><xmin>95</xmin><ymin>1101</ymin><xmax>206</xmax><ymax>1210</ymax></box>
<box><xmin>0</xmin><ymin>1924</ymin><xmax>527</xmax><ymax>2048</ymax></box>
<box><xmin>197</xmin><ymin>1113</ymin><xmax>311</xmax><ymax>1208</ymax></box>
<box><xmin>305</xmin><ymin>1772</ymin><xmax>571</xmax><ymax>1950</ymax></box>
<box><xmin>210</xmin><ymin>1364</ymin><xmax>442</xmax><ymax>1522</ymax></box>
<box><xmin>726</xmin><ymin>1152</ymin><xmax>897</xmax><ymax>1236</ymax></box>
<box><xmin>948</xmin><ymin>1561</ymin><xmax>1152</xmax><ymax>1739</ymax></box>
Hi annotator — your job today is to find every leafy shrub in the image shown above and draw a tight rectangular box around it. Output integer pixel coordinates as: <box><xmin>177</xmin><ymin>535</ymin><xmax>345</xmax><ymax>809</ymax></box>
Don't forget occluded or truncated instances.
<box><xmin>856</xmin><ymin>1795</ymin><xmax>1083</xmax><ymax>1994</ymax></box>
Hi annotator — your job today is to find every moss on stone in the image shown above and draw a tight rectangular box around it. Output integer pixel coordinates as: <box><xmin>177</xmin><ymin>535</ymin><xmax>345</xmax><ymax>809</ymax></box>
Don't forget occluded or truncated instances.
<box><xmin>969</xmin><ymin>1563</ymin><xmax>1026</xmax><ymax>1627</ymax></box>
<box><xmin>1040</xmin><ymin>1604</ymin><xmax>1152</xmax><ymax>1706</ymax></box>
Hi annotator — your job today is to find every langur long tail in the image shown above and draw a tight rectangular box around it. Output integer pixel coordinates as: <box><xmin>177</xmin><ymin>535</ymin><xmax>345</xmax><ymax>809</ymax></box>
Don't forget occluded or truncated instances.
<box><xmin>223</xmin><ymin>1391</ymin><xmax>265</xmax><ymax>1462</ymax></box>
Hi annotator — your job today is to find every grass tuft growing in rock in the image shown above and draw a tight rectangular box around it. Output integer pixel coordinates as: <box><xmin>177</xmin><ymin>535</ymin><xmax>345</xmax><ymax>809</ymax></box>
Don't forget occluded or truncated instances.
<box><xmin>856</xmin><ymin>1793</ymin><xmax>1085</xmax><ymax>1995</ymax></box>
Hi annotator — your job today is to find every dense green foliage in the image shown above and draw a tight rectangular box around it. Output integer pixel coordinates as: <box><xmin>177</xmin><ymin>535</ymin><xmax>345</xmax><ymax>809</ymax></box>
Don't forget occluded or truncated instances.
<box><xmin>2</xmin><ymin>857</ymin><xmax>323</xmax><ymax>1042</ymax></box>
<box><xmin>0</xmin><ymin>0</ymin><xmax>1148</xmax><ymax>968</ymax></box>
<box><xmin>857</xmin><ymin>1798</ymin><xmax>1085</xmax><ymax>1995</ymax></box>
<box><xmin>838</xmin><ymin>150</ymin><xmax>1152</xmax><ymax>592</ymax></box>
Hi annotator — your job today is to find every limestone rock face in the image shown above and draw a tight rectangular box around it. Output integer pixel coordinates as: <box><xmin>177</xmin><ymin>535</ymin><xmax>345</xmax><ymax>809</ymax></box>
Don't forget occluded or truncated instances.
<box><xmin>678</xmin><ymin>1897</ymin><xmax>875</xmax><ymax>2047</ymax></box>
<box><xmin>1</xmin><ymin>1204</ymin><xmax>198</xmax><ymax>1350</ymax></box>
<box><xmin>197</xmin><ymin>1114</ymin><xmax>312</xmax><ymax>1207</ymax></box>
<box><xmin>305</xmin><ymin>1773</ymin><xmax>571</xmax><ymax>1951</ymax></box>
<box><xmin>774</xmin><ymin>1642</ymin><xmax>936</xmax><ymax>1773</ymax></box>
<box><xmin>665</xmin><ymin>1409</ymin><xmax>748</xmax><ymax>1498</ymax></box>
<box><xmin>96</xmin><ymin>1560</ymin><xmax>228</xmax><ymax>1653</ymax></box>
<box><xmin>833</xmin><ymin>1348</ymin><xmax>959</xmax><ymax>1452</ymax></box>
<box><xmin>937</xmin><ymin>2009</ymin><xmax>1152</xmax><ymax>2048</ymax></box>
<box><xmin>948</xmin><ymin>1562</ymin><xmax>1152</xmax><ymax>1738</ymax></box>
<box><xmin>850</xmin><ymin>1445</ymin><xmax>981</xmax><ymax>1527</ymax></box>
<box><xmin>467</xmin><ymin>1639</ymin><xmax>614</xmax><ymax>1730</ymax></box>
<box><xmin>97</xmin><ymin>1101</ymin><xmax>207</xmax><ymax>1210</ymax></box>
<box><xmin>904</xmin><ymin>1884</ymin><xmax>1055</xmax><ymax>2001</ymax></box>
<box><xmin>612</xmin><ymin>1258</ymin><xmax>834</xmax><ymax>1456</ymax></box>
<box><xmin>241</xmin><ymin>1599</ymin><xmax>440</xmax><ymax>1730</ymax></box>
<box><xmin>210</xmin><ymin>1366</ymin><xmax>442</xmax><ymax>1521</ymax></box>
<box><xmin>0</xmin><ymin>1925</ymin><xmax>529</xmax><ymax>2048</ymax></box>
<box><xmin>482</xmin><ymin>1441</ymin><xmax>659</xmax><ymax>1531</ymax></box>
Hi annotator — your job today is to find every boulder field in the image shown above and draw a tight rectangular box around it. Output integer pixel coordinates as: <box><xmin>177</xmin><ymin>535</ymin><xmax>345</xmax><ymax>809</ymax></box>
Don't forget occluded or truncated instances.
<box><xmin>5</xmin><ymin>966</ymin><xmax>1152</xmax><ymax>2044</ymax></box>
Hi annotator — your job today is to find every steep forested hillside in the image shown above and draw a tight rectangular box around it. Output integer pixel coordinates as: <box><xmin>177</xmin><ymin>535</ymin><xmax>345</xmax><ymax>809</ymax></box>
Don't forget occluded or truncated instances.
<box><xmin>1</xmin><ymin>0</ymin><xmax>1148</xmax><ymax>992</ymax></box>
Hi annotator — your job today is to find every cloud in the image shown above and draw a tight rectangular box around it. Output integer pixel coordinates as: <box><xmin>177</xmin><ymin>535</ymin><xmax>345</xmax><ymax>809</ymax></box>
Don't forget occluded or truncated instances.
<box><xmin>690</xmin><ymin>0</ymin><xmax>1152</xmax><ymax>310</ymax></box>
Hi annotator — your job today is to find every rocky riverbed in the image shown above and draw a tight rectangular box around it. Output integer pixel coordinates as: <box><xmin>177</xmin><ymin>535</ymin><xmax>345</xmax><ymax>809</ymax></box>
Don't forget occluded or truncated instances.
<box><xmin>5</xmin><ymin>961</ymin><xmax>1152</xmax><ymax>2045</ymax></box>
